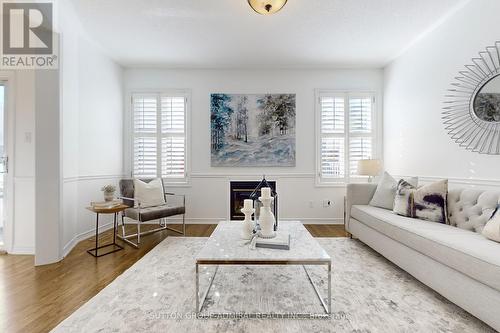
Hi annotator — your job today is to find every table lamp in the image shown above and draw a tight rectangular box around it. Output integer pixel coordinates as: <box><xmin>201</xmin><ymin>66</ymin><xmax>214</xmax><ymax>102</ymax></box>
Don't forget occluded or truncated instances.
<box><xmin>357</xmin><ymin>159</ymin><xmax>382</xmax><ymax>183</ymax></box>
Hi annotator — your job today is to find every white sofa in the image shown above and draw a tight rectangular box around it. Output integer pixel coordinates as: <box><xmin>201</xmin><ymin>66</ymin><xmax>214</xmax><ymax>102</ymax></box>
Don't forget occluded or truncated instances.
<box><xmin>345</xmin><ymin>183</ymin><xmax>500</xmax><ymax>331</ymax></box>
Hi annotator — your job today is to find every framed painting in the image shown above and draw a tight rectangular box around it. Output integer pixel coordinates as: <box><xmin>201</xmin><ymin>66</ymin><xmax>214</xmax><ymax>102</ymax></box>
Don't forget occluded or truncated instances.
<box><xmin>210</xmin><ymin>94</ymin><xmax>296</xmax><ymax>167</ymax></box>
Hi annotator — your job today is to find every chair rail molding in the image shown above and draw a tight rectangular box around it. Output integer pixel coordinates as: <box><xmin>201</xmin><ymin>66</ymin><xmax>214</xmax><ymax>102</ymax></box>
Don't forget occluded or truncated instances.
<box><xmin>189</xmin><ymin>172</ymin><xmax>315</xmax><ymax>179</ymax></box>
<box><xmin>393</xmin><ymin>175</ymin><xmax>500</xmax><ymax>189</ymax></box>
<box><xmin>63</xmin><ymin>174</ymin><xmax>127</xmax><ymax>183</ymax></box>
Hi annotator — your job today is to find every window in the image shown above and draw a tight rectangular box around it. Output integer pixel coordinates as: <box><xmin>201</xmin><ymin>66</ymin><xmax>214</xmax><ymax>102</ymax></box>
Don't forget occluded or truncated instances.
<box><xmin>316</xmin><ymin>91</ymin><xmax>377</xmax><ymax>185</ymax></box>
<box><xmin>132</xmin><ymin>92</ymin><xmax>189</xmax><ymax>183</ymax></box>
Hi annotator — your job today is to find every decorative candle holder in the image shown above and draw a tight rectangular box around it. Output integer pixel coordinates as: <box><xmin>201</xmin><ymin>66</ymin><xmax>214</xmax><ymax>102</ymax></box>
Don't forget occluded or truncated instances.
<box><xmin>240</xmin><ymin>207</ymin><xmax>255</xmax><ymax>240</ymax></box>
<box><xmin>258</xmin><ymin>195</ymin><xmax>276</xmax><ymax>238</ymax></box>
<box><xmin>249</xmin><ymin>176</ymin><xmax>278</xmax><ymax>231</ymax></box>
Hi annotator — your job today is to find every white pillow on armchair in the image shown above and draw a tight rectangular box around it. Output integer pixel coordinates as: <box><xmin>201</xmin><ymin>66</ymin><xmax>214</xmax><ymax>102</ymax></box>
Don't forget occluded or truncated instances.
<box><xmin>134</xmin><ymin>178</ymin><xmax>166</xmax><ymax>208</ymax></box>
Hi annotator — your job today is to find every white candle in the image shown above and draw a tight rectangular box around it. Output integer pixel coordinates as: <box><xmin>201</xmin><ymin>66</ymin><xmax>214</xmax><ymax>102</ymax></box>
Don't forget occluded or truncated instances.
<box><xmin>243</xmin><ymin>199</ymin><xmax>253</xmax><ymax>209</ymax></box>
<box><xmin>261</xmin><ymin>187</ymin><xmax>271</xmax><ymax>198</ymax></box>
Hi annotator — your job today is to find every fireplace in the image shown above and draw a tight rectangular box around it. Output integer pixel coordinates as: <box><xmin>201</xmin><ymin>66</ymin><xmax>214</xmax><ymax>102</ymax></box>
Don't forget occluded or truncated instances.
<box><xmin>230</xmin><ymin>180</ymin><xmax>277</xmax><ymax>220</ymax></box>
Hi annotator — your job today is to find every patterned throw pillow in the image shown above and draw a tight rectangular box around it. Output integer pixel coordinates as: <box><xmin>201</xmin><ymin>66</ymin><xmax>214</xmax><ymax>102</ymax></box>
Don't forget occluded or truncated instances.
<box><xmin>393</xmin><ymin>179</ymin><xmax>415</xmax><ymax>217</ymax></box>
<box><xmin>393</xmin><ymin>179</ymin><xmax>448</xmax><ymax>223</ymax></box>
<box><xmin>482</xmin><ymin>205</ymin><xmax>500</xmax><ymax>242</ymax></box>
<box><xmin>414</xmin><ymin>179</ymin><xmax>448</xmax><ymax>224</ymax></box>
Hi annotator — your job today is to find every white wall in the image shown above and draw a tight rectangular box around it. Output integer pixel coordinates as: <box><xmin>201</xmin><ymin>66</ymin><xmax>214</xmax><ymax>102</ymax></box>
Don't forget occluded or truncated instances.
<box><xmin>60</xmin><ymin>1</ymin><xmax>123</xmax><ymax>258</ymax></box>
<box><xmin>124</xmin><ymin>69</ymin><xmax>383</xmax><ymax>224</ymax></box>
<box><xmin>384</xmin><ymin>0</ymin><xmax>500</xmax><ymax>184</ymax></box>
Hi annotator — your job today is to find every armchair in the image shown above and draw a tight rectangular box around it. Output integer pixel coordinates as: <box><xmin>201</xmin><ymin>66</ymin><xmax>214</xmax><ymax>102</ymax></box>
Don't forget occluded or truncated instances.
<box><xmin>117</xmin><ymin>178</ymin><xmax>186</xmax><ymax>248</ymax></box>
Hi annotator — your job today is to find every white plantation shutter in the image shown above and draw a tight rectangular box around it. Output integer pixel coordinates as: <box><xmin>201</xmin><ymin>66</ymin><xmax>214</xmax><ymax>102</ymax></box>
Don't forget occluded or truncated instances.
<box><xmin>319</xmin><ymin>95</ymin><xmax>345</xmax><ymax>179</ymax></box>
<box><xmin>133</xmin><ymin>95</ymin><xmax>158</xmax><ymax>177</ymax></box>
<box><xmin>321</xmin><ymin>97</ymin><xmax>344</xmax><ymax>134</ymax></box>
<box><xmin>161</xmin><ymin>96</ymin><xmax>186</xmax><ymax>178</ymax></box>
<box><xmin>134</xmin><ymin>137</ymin><xmax>157</xmax><ymax>178</ymax></box>
<box><xmin>317</xmin><ymin>92</ymin><xmax>376</xmax><ymax>183</ymax></box>
<box><xmin>349</xmin><ymin>137</ymin><xmax>372</xmax><ymax>175</ymax></box>
<box><xmin>321</xmin><ymin>137</ymin><xmax>345</xmax><ymax>178</ymax></box>
<box><xmin>161</xmin><ymin>137</ymin><xmax>185</xmax><ymax>177</ymax></box>
<box><xmin>132</xmin><ymin>93</ymin><xmax>188</xmax><ymax>180</ymax></box>
<box><xmin>161</xmin><ymin>97</ymin><xmax>185</xmax><ymax>133</ymax></box>
<box><xmin>349</xmin><ymin>97</ymin><xmax>372</xmax><ymax>133</ymax></box>
<box><xmin>133</xmin><ymin>95</ymin><xmax>157</xmax><ymax>133</ymax></box>
<box><xmin>348</xmin><ymin>96</ymin><xmax>374</xmax><ymax>176</ymax></box>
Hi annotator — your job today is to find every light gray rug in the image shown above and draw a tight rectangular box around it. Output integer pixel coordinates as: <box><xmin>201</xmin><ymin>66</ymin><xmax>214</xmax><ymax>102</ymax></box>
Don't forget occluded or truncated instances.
<box><xmin>53</xmin><ymin>237</ymin><xmax>494</xmax><ymax>333</ymax></box>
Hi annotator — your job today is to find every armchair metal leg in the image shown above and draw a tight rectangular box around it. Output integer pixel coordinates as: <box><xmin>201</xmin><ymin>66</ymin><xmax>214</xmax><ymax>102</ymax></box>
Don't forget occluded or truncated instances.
<box><xmin>165</xmin><ymin>214</ymin><xmax>186</xmax><ymax>235</ymax></box>
<box><xmin>137</xmin><ymin>220</ymin><xmax>141</xmax><ymax>244</ymax></box>
<box><xmin>121</xmin><ymin>213</ymin><xmax>126</xmax><ymax>238</ymax></box>
<box><xmin>118</xmin><ymin>213</ymin><xmax>140</xmax><ymax>248</ymax></box>
<box><xmin>118</xmin><ymin>216</ymin><xmax>174</xmax><ymax>248</ymax></box>
<box><xmin>117</xmin><ymin>211</ymin><xmax>185</xmax><ymax>247</ymax></box>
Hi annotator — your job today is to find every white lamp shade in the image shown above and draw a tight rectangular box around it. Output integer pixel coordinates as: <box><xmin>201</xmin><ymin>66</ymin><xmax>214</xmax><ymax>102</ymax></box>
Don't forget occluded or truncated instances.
<box><xmin>357</xmin><ymin>159</ymin><xmax>382</xmax><ymax>176</ymax></box>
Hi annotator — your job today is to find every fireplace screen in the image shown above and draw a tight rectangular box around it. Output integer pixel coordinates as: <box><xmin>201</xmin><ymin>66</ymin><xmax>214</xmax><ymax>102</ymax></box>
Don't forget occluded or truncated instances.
<box><xmin>230</xmin><ymin>181</ymin><xmax>276</xmax><ymax>220</ymax></box>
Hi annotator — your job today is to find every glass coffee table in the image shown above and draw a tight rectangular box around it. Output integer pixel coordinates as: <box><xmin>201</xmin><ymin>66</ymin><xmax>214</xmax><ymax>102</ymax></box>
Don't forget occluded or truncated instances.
<box><xmin>195</xmin><ymin>221</ymin><xmax>332</xmax><ymax>318</ymax></box>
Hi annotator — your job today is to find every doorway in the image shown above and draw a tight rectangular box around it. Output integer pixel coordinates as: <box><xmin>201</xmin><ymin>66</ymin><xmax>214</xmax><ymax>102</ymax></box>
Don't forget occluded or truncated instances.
<box><xmin>0</xmin><ymin>84</ymin><xmax>5</xmax><ymax>250</ymax></box>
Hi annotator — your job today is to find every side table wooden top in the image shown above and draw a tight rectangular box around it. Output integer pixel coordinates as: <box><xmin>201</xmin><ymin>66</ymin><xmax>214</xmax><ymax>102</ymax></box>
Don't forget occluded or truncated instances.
<box><xmin>86</xmin><ymin>204</ymin><xmax>129</xmax><ymax>214</ymax></box>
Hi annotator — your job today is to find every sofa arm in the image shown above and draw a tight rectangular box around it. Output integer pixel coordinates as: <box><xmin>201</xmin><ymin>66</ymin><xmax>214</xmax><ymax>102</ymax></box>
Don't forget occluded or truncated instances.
<box><xmin>345</xmin><ymin>183</ymin><xmax>377</xmax><ymax>232</ymax></box>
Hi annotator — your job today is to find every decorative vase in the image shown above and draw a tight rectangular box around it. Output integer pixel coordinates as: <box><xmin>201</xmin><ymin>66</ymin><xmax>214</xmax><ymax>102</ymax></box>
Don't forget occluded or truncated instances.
<box><xmin>103</xmin><ymin>191</ymin><xmax>114</xmax><ymax>202</ymax></box>
<box><xmin>240</xmin><ymin>207</ymin><xmax>255</xmax><ymax>240</ymax></box>
<box><xmin>258</xmin><ymin>196</ymin><xmax>276</xmax><ymax>238</ymax></box>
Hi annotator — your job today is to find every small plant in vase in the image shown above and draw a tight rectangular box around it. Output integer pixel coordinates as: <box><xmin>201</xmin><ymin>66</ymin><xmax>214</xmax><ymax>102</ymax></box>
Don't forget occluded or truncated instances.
<box><xmin>101</xmin><ymin>184</ymin><xmax>116</xmax><ymax>202</ymax></box>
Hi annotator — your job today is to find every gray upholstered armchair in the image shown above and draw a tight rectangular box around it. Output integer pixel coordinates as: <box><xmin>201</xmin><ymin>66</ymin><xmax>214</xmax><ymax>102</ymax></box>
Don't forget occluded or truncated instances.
<box><xmin>117</xmin><ymin>178</ymin><xmax>186</xmax><ymax>248</ymax></box>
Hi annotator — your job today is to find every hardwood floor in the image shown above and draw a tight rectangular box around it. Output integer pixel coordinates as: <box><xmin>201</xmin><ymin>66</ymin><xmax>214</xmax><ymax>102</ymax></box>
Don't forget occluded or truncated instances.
<box><xmin>0</xmin><ymin>223</ymin><xmax>345</xmax><ymax>333</ymax></box>
<box><xmin>303</xmin><ymin>224</ymin><xmax>347</xmax><ymax>237</ymax></box>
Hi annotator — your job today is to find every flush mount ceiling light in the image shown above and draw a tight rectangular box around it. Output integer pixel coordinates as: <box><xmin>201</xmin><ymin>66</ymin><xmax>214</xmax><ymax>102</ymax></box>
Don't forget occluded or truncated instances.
<box><xmin>247</xmin><ymin>0</ymin><xmax>288</xmax><ymax>15</ymax></box>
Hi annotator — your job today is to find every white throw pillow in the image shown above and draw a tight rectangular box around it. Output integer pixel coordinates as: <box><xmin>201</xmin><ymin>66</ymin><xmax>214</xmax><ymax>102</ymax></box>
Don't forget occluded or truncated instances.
<box><xmin>369</xmin><ymin>172</ymin><xmax>418</xmax><ymax>210</ymax></box>
<box><xmin>482</xmin><ymin>206</ymin><xmax>500</xmax><ymax>243</ymax></box>
<box><xmin>134</xmin><ymin>178</ymin><xmax>166</xmax><ymax>208</ymax></box>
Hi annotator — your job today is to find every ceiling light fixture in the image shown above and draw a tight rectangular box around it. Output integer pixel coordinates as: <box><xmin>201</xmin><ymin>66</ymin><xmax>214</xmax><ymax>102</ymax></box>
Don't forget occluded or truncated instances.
<box><xmin>247</xmin><ymin>0</ymin><xmax>288</xmax><ymax>15</ymax></box>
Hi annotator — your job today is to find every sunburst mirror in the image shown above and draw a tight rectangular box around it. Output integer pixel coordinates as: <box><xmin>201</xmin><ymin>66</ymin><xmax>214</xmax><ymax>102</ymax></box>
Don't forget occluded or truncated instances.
<box><xmin>443</xmin><ymin>41</ymin><xmax>500</xmax><ymax>154</ymax></box>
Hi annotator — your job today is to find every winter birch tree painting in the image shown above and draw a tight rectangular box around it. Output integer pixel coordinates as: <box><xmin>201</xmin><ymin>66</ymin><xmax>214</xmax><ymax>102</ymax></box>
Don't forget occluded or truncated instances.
<box><xmin>210</xmin><ymin>94</ymin><xmax>296</xmax><ymax>166</ymax></box>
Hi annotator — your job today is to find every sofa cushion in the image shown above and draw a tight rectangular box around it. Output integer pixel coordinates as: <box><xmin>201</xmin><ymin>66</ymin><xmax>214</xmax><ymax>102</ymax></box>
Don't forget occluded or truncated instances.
<box><xmin>125</xmin><ymin>205</ymin><xmax>185</xmax><ymax>222</ymax></box>
<box><xmin>483</xmin><ymin>205</ymin><xmax>500</xmax><ymax>242</ymax></box>
<box><xmin>369</xmin><ymin>172</ymin><xmax>418</xmax><ymax>210</ymax></box>
<box><xmin>351</xmin><ymin>205</ymin><xmax>500</xmax><ymax>292</ymax></box>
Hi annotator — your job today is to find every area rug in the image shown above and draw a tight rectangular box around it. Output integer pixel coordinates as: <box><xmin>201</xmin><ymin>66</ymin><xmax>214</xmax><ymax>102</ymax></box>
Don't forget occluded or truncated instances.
<box><xmin>52</xmin><ymin>237</ymin><xmax>494</xmax><ymax>332</ymax></box>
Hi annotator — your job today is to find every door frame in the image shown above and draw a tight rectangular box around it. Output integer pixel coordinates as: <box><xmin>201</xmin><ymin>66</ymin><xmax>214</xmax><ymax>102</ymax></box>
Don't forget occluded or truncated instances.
<box><xmin>0</xmin><ymin>71</ymin><xmax>15</xmax><ymax>253</ymax></box>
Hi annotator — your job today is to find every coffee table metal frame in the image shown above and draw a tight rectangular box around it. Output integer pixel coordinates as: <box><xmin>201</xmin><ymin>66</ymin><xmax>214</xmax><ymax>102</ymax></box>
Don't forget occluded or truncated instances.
<box><xmin>195</xmin><ymin>258</ymin><xmax>332</xmax><ymax>319</ymax></box>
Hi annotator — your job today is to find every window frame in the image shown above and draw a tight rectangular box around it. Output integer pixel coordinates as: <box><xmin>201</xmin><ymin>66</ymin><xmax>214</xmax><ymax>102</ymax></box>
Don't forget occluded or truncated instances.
<box><xmin>315</xmin><ymin>89</ymin><xmax>380</xmax><ymax>187</ymax></box>
<box><xmin>126</xmin><ymin>89</ymin><xmax>191</xmax><ymax>186</ymax></box>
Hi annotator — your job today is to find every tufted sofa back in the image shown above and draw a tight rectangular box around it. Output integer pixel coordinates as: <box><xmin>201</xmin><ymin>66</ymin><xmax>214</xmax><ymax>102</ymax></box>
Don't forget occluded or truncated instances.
<box><xmin>447</xmin><ymin>189</ymin><xmax>500</xmax><ymax>233</ymax></box>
